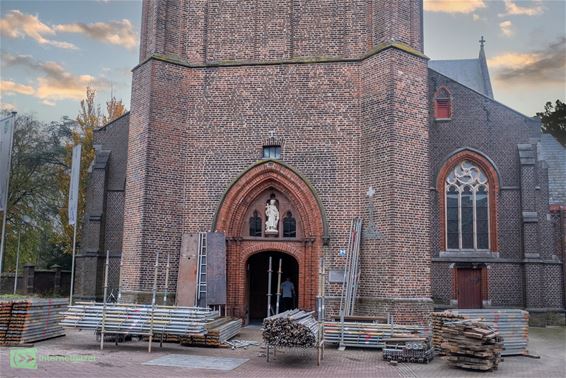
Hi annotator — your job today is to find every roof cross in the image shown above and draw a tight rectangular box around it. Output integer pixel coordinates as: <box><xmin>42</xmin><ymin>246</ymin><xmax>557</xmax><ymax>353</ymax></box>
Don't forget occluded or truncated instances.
<box><xmin>479</xmin><ymin>36</ymin><xmax>486</xmax><ymax>48</ymax></box>
<box><xmin>367</xmin><ymin>186</ymin><xmax>375</xmax><ymax>198</ymax></box>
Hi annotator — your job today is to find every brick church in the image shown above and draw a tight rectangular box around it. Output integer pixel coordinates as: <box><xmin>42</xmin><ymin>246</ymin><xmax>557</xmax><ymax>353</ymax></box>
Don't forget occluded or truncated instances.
<box><xmin>76</xmin><ymin>0</ymin><xmax>566</xmax><ymax>325</ymax></box>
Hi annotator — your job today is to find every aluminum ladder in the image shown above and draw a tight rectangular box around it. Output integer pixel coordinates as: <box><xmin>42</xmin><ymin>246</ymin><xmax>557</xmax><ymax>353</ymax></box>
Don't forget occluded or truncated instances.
<box><xmin>196</xmin><ymin>232</ymin><xmax>207</xmax><ymax>307</ymax></box>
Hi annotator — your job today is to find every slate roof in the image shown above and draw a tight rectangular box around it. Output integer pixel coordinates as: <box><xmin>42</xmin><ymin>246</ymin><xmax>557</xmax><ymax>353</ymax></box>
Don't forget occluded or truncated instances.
<box><xmin>429</xmin><ymin>42</ymin><xmax>495</xmax><ymax>99</ymax></box>
<box><xmin>428</xmin><ymin>59</ymin><xmax>490</xmax><ymax>96</ymax></box>
<box><xmin>538</xmin><ymin>134</ymin><xmax>566</xmax><ymax>205</ymax></box>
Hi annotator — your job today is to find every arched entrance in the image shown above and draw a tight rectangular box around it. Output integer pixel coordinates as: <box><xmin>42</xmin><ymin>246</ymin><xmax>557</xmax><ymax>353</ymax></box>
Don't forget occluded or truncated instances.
<box><xmin>213</xmin><ymin>161</ymin><xmax>328</xmax><ymax>320</ymax></box>
<box><xmin>247</xmin><ymin>251</ymin><xmax>299</xmax><ymax>322</ymax></box>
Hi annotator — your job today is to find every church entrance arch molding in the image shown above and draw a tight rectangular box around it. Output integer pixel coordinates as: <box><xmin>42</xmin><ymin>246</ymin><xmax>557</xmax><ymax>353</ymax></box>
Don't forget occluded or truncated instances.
<box><xmin>213</xmin><ymin>160</ymin><xmax>327</xmax><ymax>319</ymax></box>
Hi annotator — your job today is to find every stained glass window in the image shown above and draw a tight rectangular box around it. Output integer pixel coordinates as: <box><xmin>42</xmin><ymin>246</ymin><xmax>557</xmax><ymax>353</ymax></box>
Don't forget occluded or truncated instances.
<box><xmin>445</xmin><ymin>160</ymin><xmax>490</xmax><ymax>250</ymax></box>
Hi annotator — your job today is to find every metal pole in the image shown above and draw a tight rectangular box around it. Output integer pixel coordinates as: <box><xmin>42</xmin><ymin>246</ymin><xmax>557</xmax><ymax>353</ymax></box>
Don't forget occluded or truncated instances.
<box><xmin>100</xmin><ymin>249</ymin><xmax>110</xmax><ymax>350</ymax></box>
<box><xmin>0</xmin><ymin>112</ymin><xmax>17</xmax><ymax>281</ymax></box>
<box><xmin>69</xmin><ymin>222</ymin><xmax>77</xmax><ymax>305</ymax></box>
<box><xmin>13</xmin><ymin>224</ymin><xmax>21</xmax><ymax>294</ymax></box>
<box><xmin>339</xmin><ymin>219</ymin><xmax>354</xmax><ymax>350</ymax></box>
<box><xmin>149</xmin><ymin>251</ymin><xmax>159</xmax><ymax>352</ymax></box>
<box><xmin>350</xmin><ymin>218</ymin><xmax>362</xmax><ymax>315</ymax></box>
<box><xmin>275</xmin><ymin>258</ymin><xmax>282</xmax><ymax>314</ymax></box>
<box><xmin>117</xmin><ymin>256</ymin><xmax>123</xmax><ymax>303</ymax></box>
<box><xmin>163</xmin><ymin>252</ymin><xmax>170</xmax><ymax>304</ymax></box>
<box><xmin>195</xmin><ymin>234</ymin><xmax>202</xmax><ymax>306</ymax></box>
<box><xmin>266</xmin><ymin>256</ymin><xmax>273</xmax><ymax>318</ymax></box>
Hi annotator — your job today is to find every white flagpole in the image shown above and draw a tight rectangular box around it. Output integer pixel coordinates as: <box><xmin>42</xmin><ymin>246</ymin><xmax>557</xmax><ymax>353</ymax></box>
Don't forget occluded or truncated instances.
<box><xmin>0</xmin><ymin>112</ymin><xmax>17</xmax><ymax>279</ymax></box>
<box><xmin>69</xmin><ymin>220</ymin><xmax>77</xmax><ymax>305</ymax></box>
<box><xmin>68</xmin><ymin>144</ymin><xmax>82</xmax><ymax>305</ymax></box>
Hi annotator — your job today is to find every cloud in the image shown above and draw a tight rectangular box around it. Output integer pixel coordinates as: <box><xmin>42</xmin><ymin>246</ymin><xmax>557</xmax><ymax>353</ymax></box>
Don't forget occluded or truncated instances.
<box><xmin>0</xmin><ymin>10</ymin><xmax>77</xmax><ymax>49</ymax></box>
<box><xmin>424</xmin><ymin>0</ymin><xmax>486</xmax><ymax>14</ymax></box>
<box><xmin>0</xmin><ymin>102</ymin><xmax>16</xmax><ymax>112</ymax></box>
<box><xmin>54</xmin><ymin>19</ymin><xmax>138</xmax><ymax>50</ymax></box>
<box><xmin>1</xmin><ymin>53</ymin><xmax>110</xmax><ymax>104</ymax></box>
<box><xmin>499</xmin><ymin>21</ymin><xmax>514</xmax><ymax>37</ymax></box>
<box><xmin>0</xmin><ymin>80</ymin><xmax>35</xmax><ymax>96</ymax></box>
<box><xmin>488</xmin><ymin>37</ymin><xmax>566</xmax><ymax>86</ymax></box>
<box><xmin>499</xmin><ymin>0</ymin><xmax>545</xmax><ymax>17</ymax></box>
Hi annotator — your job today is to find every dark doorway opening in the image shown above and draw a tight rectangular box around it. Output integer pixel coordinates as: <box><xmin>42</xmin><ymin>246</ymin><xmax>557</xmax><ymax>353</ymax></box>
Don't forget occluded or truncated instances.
<box><xmin>247</xmin><ymin>252</ymin><xmax>299</xmax><ymax>322</ymax></box>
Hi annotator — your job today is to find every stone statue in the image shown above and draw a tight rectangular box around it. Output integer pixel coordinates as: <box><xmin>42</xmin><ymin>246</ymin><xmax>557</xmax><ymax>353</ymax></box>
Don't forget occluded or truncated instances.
<box><xmin>265</xmin><ymin>199</ymin><xmax>280</xmax><ymax>234</ymax></box>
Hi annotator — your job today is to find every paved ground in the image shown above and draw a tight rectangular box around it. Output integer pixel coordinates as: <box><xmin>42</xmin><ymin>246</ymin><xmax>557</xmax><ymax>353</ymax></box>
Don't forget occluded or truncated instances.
<box><xmin>1</xmin><ymin>326</ymin><xmax>564</xmax><ymax>377</ymax></box>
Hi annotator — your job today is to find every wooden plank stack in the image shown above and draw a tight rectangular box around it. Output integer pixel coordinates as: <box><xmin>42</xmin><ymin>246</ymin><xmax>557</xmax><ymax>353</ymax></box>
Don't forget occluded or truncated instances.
<box><xmin>432</xmin><ymin>311</ymin><xmax>465</xmax><ymax>354</ymax></box>
<box><xmin>263</xmin><ymin>309</ymin><xmax>319</xmax><ymax>348</ymax></box>
<box><xmin>0</xmin><ymin>298</ymin><xmax>66</xmax><ymax>345</ymax></box>
<box><xmin>451</xmin><ymin>309</ymin><xmax>529</xmax><ymax>356</ymax></box>
<box><xmin>441</xmin><ymin>319</ymin><xmax>503</xmax><ymax>371</ymax></box>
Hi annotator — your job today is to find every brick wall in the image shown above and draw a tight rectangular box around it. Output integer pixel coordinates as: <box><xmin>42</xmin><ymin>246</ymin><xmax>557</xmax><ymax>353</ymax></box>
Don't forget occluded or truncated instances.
<box><xmin>139</xmin><ymin>0</ymin><xmax>423</xmax><ymax>64</ymax></box>
<box><xmin>429</xmin><ymin>70</ymin><xmax>564</xmax><ymax>315</ymax></box>
<box><xmin>75</xmin><ymin>114</ymin><xmax>129</xmax><ymax>300</ymax></box>
<box><xmin>119</xmin><ymin>0</ymin><xmax>431</xmax><ymax>322</ymax></box>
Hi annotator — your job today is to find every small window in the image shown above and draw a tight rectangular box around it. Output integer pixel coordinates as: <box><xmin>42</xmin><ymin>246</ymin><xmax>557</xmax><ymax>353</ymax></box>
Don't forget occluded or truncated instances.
<box><xmin>249</xmin><ymin>210</ymin><xmax>262</xmax><ymax>236</ymax></box>
<box><xmin>263</xmin><ymin>145</ymin><xmax>281</xmax><ymax>159</ymax></box>
<box><xmin>283</xmin><ymin>211</ymin><xmax>296</xmax><ymax>237</ymax></box>
<box><xmin>434</xmin><ymin>88</ymin><xmax>452</xmax><ymax>120</ymax></box>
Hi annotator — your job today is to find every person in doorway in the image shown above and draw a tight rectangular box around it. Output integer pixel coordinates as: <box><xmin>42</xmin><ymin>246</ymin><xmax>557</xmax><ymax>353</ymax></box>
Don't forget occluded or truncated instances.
<box><xmin>281</xmin><ymin>277</ymin><xmax>295</xmax><ymax>311</ymax></box>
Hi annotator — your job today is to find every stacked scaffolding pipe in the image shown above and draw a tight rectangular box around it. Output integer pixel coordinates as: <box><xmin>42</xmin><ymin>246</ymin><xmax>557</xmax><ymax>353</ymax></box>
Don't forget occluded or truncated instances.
<box><xmin>263</xmin><ymin>309</ymin><xmax>319</xmax><ymax>348</ymax></box>
<box><xmin>180</xmin><ymin>317</ymin><xmax>242</xmax><ymax>347</ymax></box>
<box><xmin>338</xmin><ymin>218</ymin><xmax>362</xmax><ymax>350</ymax></box>
<box><xmin>324</xmin><ymin>321</ymin><xmax>427</xmax><ymax>349</ymax></box>
<box><xmin>449</xmin><ymin>309</ymin><xmax>529</xmax><ymax>356</ymax></box>
<box><xmin>60</xmin><ymin>302</ymin><xmax>218</xmax><ymax>337</ymax></box>
<box><xmin>0</xmin><ymin>298</ymin><xmax>66</xmax><ymax>345</ymax></box>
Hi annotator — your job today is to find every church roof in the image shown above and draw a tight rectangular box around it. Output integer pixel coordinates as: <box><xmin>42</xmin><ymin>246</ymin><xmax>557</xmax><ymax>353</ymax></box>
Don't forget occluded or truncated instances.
<box><xmin>429</xmin><ymin>38</ymin><xmax>494</xmax><ymax>99</ymax></box>
<box><xmin>539</xmin><ymin>133</ymin><xmax>566</xmax><ymax>205</ymax></box>
<box><xmin>428</xmin><ymin>59</ymin><xmax>489</xmax><ymax>95</ymax></box>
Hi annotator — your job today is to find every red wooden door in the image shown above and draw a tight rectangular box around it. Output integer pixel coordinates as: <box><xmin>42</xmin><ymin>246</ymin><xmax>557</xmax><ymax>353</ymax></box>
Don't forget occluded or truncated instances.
<box><xmin>457</xmin><ymin>268</ymin><xmax>482</xmax><ymax>309</ymax></box>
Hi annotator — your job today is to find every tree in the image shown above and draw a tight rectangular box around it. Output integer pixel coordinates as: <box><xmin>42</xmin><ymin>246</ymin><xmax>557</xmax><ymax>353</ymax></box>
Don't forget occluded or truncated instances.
<box><xmin>103</xmin><ymin>95</ymin><xmax>126</xmax><ymax>125</ymax></box>
<box><xmin>0</xmin><ymin>113</ymin><xmax>69</xmax><ymax>271</ymax></box>
<box><xmin>537</xmin><ymin>100</ymin><xmax>566</xmax><ymax>146</ymax></box>
<box><xmin>56</xmin><ymin>87</ymin><xmax>126</xmax><ymax>254</ymax></box>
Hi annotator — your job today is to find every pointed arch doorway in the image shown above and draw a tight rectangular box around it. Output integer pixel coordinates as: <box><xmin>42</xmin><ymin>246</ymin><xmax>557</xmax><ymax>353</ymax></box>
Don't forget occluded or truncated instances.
<box><xmin>247</xmin><ymin>251</ymin><xmax>299</xmax><ymax>322</ymax></box>
<box><xmin>213</xmin><ymin>161</ymin><xmax>328</xmax><ymax>322</ymax></box>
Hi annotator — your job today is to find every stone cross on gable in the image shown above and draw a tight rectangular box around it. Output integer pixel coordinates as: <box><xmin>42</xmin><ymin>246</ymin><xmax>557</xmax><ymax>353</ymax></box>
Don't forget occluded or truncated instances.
<box><xmin>367</xmin><ymin>186</ymin><xmax>375</xmax><ymax>198</ymax></box>
<box><xmin>269</xmin><ymin>130</ymin><xmax>276</xmax><ymax>138</ymax></box>
<box><xmin>364</xmin><ymin>186</ymin><xmax>381</xmax><ymax>239</ymax></box>
<box><xmin>479</xmin><ymin>36</ymin><xmax>486</xmax><ymax>48</ymax></box>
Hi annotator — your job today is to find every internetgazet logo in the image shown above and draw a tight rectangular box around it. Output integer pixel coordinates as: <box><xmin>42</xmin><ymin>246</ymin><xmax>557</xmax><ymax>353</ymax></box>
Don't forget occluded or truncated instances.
<box><xmin>10</xmin><ymin>348</ymin><xmax>37</xmax><ymax>369</ymax></box>
<box><xmin>9</xmin><ymin>348</ymin><xmax>96</xmax><ymax>369</ymax></box>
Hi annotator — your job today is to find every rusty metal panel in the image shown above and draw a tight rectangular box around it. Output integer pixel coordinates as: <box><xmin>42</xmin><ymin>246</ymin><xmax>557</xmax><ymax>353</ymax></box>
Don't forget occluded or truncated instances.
<box><xmin>175</xmin><ymin>234</ymin><xmax>199</xmax><ymax>306</ymax></box>
<box><xmin>206</xmin><ymin>232</ymin><xmax>226</xmax><ymax>305</ymax></box>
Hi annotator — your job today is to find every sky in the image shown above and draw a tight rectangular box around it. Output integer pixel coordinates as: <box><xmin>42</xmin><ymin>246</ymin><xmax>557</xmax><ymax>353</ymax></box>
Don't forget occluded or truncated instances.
<box><xmin>0</xmin><ymin>0</ymin><xmax>565</xmax><ymax>122</ymax></box>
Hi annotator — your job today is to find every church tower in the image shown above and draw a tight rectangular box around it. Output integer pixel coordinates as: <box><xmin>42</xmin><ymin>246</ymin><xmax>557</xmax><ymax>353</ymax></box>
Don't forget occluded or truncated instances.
<box><xmin>121</xmin><ymin>0</ymin><xmax>432</xmax><ymax>323</ymax></box>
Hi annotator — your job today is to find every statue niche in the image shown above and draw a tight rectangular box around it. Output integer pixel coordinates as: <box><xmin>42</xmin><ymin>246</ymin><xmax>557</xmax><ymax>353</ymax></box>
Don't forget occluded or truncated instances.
<box><xmin>243</xmin><ymin>191</ymin><xmax>300</xmax><ymax>238</ymax></box>
<box><xmin>265</xmin><ymin>197</ymin><xmax>280</xmax><ymax>235</ymax></box>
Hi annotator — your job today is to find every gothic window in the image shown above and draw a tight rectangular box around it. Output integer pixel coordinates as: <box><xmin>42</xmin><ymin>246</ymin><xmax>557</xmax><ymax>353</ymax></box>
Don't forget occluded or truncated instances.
<box><xmin>249</xmin><ymin>210</ymin><xmax>262</xmax><ymax>237</ymax></box>
<box><xmin>445</xmin><ymin>160</ymin><xmax>489</xmax><ymax>250</ymax></box>
<box><xmin>263</xmin><ymin>145</ymin><xmax>281</xmax><ymax>159</ymax></box>
<box><xmin>434</xmin><ymin>87</ymin><xmax>452</xmax><ymax>120</ymax></box>
<box><xmin>283</xmin><ymin>211</ymin><xmax>296</xmax><ymax>238</ymax></box>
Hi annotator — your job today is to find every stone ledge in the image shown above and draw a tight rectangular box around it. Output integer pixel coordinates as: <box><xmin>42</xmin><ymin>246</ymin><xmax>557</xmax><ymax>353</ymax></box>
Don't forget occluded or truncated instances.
<box><xmin>133</xmin><ymin>40</ymin><xmax>429</xmax><ymax>72</ymax></box>
<box><xmin>439</xmin><ymin>251</ymin><xmax>499</xmax><ymax>259</ymax></box>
